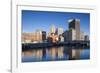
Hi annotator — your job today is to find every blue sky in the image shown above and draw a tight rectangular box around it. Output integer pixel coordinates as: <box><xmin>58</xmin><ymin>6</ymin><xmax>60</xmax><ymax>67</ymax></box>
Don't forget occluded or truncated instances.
<box><xmin>22</xmin><ymin>10</ymin><xmax>90</xmax><ymax>35</ymax></box>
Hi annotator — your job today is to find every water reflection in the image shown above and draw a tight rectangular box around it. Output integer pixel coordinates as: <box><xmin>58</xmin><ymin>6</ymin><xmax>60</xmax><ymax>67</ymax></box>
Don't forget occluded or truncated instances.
<box><xmin>22</xmin><ymin>46</ymin><xmax>90</xmax><ymax>62</ymax></box>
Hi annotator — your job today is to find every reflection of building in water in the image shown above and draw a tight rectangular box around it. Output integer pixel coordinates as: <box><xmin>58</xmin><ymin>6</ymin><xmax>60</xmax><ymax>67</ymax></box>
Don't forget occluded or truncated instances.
<box><xmin>64</xmin><ymin>47</ymin><xmax>83</xmax><ymax>60</ymax></box>
<box><xmin>23</xmin><ymin>50</ymin><xmax>33</xmax><ymax>56</ymax></box>
<box><xmin>22</xmin><ymin>46</ymin><xmax>86</xmax><ymax>61</ymax></box>
<box><xmin>45</xmin><ymin>47</ymin><xmax>64</xmax><ymax>60</ymax></box>
<box><xmin>27</xmin><ymin>48</ymin><xmax>63</xmax><ymax>60</ymax></box>
<box><xmin>23</xmin><ymin>49</ymin><xmax>43</xmax><ymax>60</ymax></box>
<box><xmin>57</xmin><ymin>47</ymin><xmax>64</xmax><ymax>59</ymax></box>
<box><xmin>35</xmin><ymin>49</ymin><xmax>43</xmax><ymax>60</ymax></box>
<box><xmin>72</xmin><ymin>49</ymin><xmax>83</xmax><ymax>59</ymax></box>
<box><xmin>50</xmin><ymin>47</ymin><xmax>57</xmax><ymax>60</ymax></box>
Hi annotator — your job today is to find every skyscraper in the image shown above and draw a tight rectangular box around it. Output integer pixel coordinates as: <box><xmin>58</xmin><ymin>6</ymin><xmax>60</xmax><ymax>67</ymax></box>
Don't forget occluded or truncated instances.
<box><xmin>57</xmin><ymin>27</ymin><xmax>64</xmax><ymax>36</ymax></box>
<box><xmin>35</xmin><ymin>30</ymin><xmax>47</xmax><ymax>42</ymax></box>
<box><xmin>68</xmin><ymin>19</ymin><xmax>80</xmax><ymax>40</ymax></box>
<box><xmin>42</xmin><ymin>31</ymin><xmax>46</xmax><ymax>42</ymax></box>
<box><xmin>35</xmin><ymin>30</ymin><xmax>42</xmax><ymax>42</ymax></box>
<box><xmin>84</xmin><ymin>35</ymin><xmax>89</xmax><ymax>41</ymax></box>
<box><xmin>68</xmin><ymin>29</ymin><xmax>76</xmax><ymax>41</ymax></box>
<box><xmin>50</xmin><ymin>24</ymin><xmax>56</xmax><ymax>34</ymax></box>
<box><xmin>63</xmin><ymin>28</ymin><xmax>76</xmax><ymax>41</ymax></box>
<box><xmin>80</xmin><ymin>32</ymin><xmax>85</xmax><ymax>40</ymax></box>
<box><xmin>63</xmin><ymin>30</ymin><xmax>69</xmax><ymax>41</ymax></box>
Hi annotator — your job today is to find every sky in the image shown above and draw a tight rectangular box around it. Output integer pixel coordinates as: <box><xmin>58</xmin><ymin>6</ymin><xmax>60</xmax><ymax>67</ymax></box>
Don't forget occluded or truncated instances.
<box><xmin>22</xmin><ymin>10</ymin><xmax>90</xmax><ymax>35</ymax></box>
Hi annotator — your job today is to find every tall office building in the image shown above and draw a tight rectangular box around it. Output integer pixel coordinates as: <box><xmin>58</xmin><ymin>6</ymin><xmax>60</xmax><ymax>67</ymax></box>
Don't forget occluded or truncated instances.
<box><xmin>42</xmin><ymin>31</ymin><xmax>46</xmax><ymax>42</ymax></box>
<box><xmin>72</xmin><ymin>49</ymin><xmax>83</xmax><ymax>59</ymax></box>
<box><xmin>50</xmin><ymin>24</ymin><xmax>56</xmax><ymax>34</ymax></box>
<box><xmin>63</xmin><ymin>29</ymin><xmax>76</xmax><ymax>41</ymax></box>
<box><xmin>63</xmin><ymin>30</ymin><xmax>69</xmax><ymax>41</ymax></box>
<box><xmin>57</xmin><ymin>27</ymin><xmax>64</xmax><ymax>36</ymax></box>
<box><xmin>84</xmin><ymin>35</ymin><xmax>89</xmax><ymax>41</ymax></box>
<box><xmin>35</xmin><ymin>30</ymin><xmax>42</xmax><ymax>42</ymax></box>
<box><xmin>68</xmin><ymin>29</ymin><xmax>76</xmax><ymax>41</ymax></box>
<box><xmin>36</xmin><ymin>30</ymin><xmax>47</xmax><ymax>42</ymax></box>
<box><xmin>68</xmin><ymin>19</ymin><xmax>80</xmax><ymax>40</ymax></box>
<box><xmin>80</xmin><ymin>32</ymin><xmax>85</xmax><ymax>40</ymax></box>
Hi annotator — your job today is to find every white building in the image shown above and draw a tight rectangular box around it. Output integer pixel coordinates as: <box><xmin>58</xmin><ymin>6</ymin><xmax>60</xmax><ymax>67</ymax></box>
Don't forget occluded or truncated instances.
<box><xmin>57</xmin><ymin>27</ymin><xmax>64</xmax><ymax>35</ymax></box>
<box><xmin>68</xmin><ymin>29</ymin><xmax>76</xmax><ymax>41</ymax></box>
<box><xmin>50</xmin><ymin>24</ymin><xmax>56</xmax><ymax>34</ymax></box>
<box><xmin>80</xmin><ymin>32</ymin><xmax>85</xmax><ymax>40</ymax></box>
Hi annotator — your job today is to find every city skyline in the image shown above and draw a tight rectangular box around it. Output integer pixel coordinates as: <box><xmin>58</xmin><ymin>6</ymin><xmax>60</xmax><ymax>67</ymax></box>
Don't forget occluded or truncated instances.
<box><xmin>22</xmin><ymin>10</ymin><xmax>90</xmax><ymax>35</ymax></box>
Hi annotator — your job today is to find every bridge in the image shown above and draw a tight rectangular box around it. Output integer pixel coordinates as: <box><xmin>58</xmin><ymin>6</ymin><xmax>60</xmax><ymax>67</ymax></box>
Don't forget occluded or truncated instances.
<box><xmin>22</xmin><ymin>41</ymin><xmax>90</xmax><ymax>51</ymax></box>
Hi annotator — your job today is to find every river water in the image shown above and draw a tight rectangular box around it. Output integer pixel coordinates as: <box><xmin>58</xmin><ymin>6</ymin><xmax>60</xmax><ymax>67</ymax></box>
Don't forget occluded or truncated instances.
<box><xmin>22</xmin><ymin>46</ymin><xmax>90</xmax><ymax>62</ymax></box>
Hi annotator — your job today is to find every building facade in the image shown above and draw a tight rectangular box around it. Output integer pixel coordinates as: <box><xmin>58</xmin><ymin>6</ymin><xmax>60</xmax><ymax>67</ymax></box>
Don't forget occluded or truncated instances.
<box><xmin>68</xmin><ymin>29</ymin><xmax>76</xmax><ymax>41</ymax></box>
<box><xmin>57</xmin><ymin>27</ymin><xmax>64</xmax><ymax>36</ymax></box>
<box><xmin>68</xmin><ymin>19</ymin><xmax>80</xmax><ymax>40</ymax></box>
<box><xmin>80</xmin><ymin>32</ymin><xmax>85</xmax><ymax>40</ymax></box>
<box><xmin>42</xmin><ymin>31</ymin><xmax>46</xmax><ymax>42</ymax></box>
<box><xmin>63</xmin><ymin>29</ymin><xmax>76</xmax><ymax>41</ymax></box>
<box><xmin>22</xmin><ymin>30</ymin><xmax>46</xmax><ymax>43</ymax></box>
<box><xmin>50</xmin><ymin>24</ymin><xmax>56</xmax><ymax>34</ymax></box>
<box><xmin>84</xmin><ymin>35</ymin><xmax>89</xmax><ymax>41</ymax></box>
